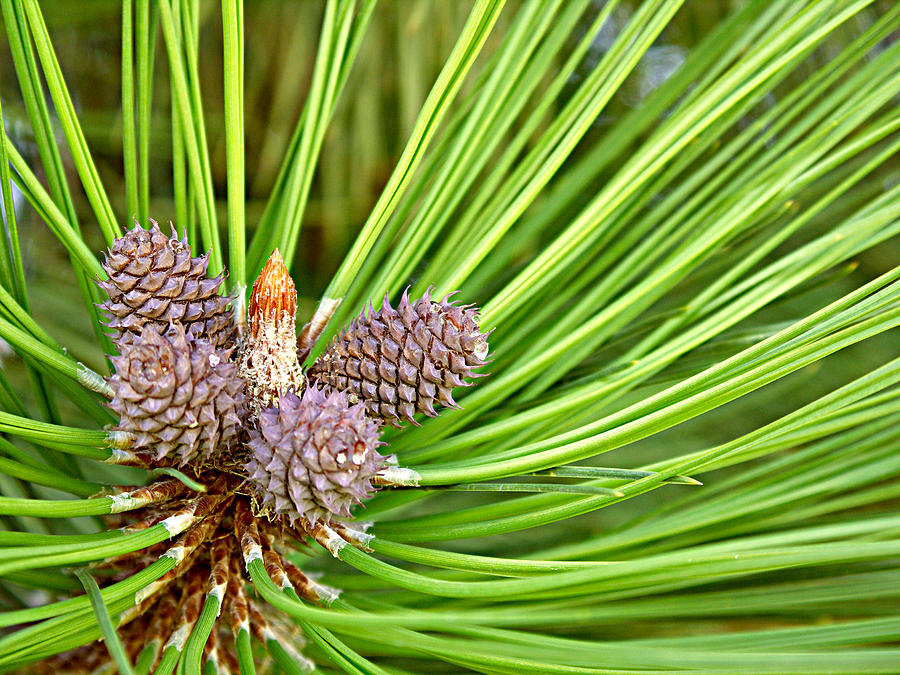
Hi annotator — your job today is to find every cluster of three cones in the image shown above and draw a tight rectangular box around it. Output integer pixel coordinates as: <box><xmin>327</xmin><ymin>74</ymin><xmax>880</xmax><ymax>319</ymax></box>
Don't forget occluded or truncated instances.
<box><xmin>101</xmin><ymin>223</ymin><xmax>490</xmax><ymax>524</ymax></box>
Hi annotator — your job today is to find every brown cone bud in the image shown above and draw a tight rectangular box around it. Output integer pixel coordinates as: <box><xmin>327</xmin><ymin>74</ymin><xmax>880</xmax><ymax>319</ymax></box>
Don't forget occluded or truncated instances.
<box><xmin>238</xmin><ymin>250</ymin><xmax>304</xmax><ymax>416</ymax></box>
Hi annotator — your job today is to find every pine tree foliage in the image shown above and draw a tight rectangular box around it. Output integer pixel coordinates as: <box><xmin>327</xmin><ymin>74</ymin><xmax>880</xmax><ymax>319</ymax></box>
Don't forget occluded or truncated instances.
<box><xmin>1</xmin><ymin>0</ymin><xmax>900</xmax><ymax>672</ymax></box>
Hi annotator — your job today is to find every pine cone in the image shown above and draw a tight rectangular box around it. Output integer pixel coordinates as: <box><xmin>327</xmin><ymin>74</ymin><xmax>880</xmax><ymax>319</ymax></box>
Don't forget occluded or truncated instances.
<box><xmin>307</xmin><ymin>288</ymin><xmax>489</xmax><ymax>426</ymax></box>
<box><xmin>107</xmin><ymin>324</ymin><xmax>247</xmax><ymax>467</ymax></box>
<box><xmin>245</xmin><ymin>387</ymin><xmax>384</xmax><ymax>525</ymax></box>
<box><xmin>238</xmin><ymin>250</ymin><xmax>304</xmax><ymax>417</ymax></box>
<box><xmin>98</xmin><ymin>220</ymin><xmax>236</xmax><ymax>350</ymax></box>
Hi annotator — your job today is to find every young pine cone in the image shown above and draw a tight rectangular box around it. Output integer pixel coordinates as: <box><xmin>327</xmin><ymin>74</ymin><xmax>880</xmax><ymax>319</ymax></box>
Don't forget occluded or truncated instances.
<box><xmin>98</xmin><ymin>220</ymin><xmax>236</xmax><ymax>350</ymax></box>
<box><xmin>245</xmin><ymin>387</ymin><xmax>385</xmax><ymax>525</ymax></box>
<box><xmin>107</xmin><ymin>324</ymin><xmax>247</xmax><ymax>467</ymax></box>
<box><xmin>307</xmin><ymin>288</ymin><xmax>489</xmax><ymax>426</ymax></box>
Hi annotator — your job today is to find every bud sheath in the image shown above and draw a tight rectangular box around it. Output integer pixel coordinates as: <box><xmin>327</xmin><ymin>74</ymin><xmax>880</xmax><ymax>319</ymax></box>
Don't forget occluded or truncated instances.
<box><xmin>238</xmin><ymin>250</ymin><xmax>304</xmax><ymax>416</ymax></box>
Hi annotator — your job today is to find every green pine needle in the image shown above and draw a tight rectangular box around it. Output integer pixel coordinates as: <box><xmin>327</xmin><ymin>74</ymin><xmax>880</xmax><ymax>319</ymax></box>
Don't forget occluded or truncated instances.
<box><xmin>2</xmin><ymin>1</ymin><xmax>900</xmax><ymax>672</ymax></box>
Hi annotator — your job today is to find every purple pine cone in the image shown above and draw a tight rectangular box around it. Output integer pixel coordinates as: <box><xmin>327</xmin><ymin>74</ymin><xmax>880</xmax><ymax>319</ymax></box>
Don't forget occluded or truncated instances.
<box><xmin>307</xmin><ymin>288</ymin><xmax>490</xmax><ymax>426</ymax></box>
<box><xmin>98</xmin><ymin>220</ymin><xmax>236</xmax><ymax>350</ymax></box>
<box><xmin>107</xmin><ymin>324</ymin><xmax>247</xmax><ymax>466</ymax></box>
<box><xmin>245</xmin><ymin>387</ymin><xmax>385</xmax><ymax>525</ymax></box>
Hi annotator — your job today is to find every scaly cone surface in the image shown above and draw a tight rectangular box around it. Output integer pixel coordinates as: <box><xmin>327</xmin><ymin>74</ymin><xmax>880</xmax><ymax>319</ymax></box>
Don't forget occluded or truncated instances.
<box><xmin>307</xmin><ymin>288</ymin><xmax>490</xmax><ymax>426</ymax></box>
<box><xmin>107</xmin><ymin>324</ymin><xmax>247</xmax><ymax>467</ymax></box>
<box><xmin>238</xmin><ymin>250</ymin><xmax>304</xmax><ymax>417</ymax></box>
<box><xmin>245</xmin><ymin>387</ymin><xmax>385</xmax><ymax>525</ymax></box>
<box><xmin>97</xmin><ymin>220</ymin><xmax>236</xmax><ymax>350</ymax></box>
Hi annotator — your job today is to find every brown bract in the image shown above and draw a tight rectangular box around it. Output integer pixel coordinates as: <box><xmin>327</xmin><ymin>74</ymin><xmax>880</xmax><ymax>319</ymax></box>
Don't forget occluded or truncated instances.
<box><xmin>248</xmin><ymin>248</ymin><xmax>297</xmax><ymax>340</ymax></box>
